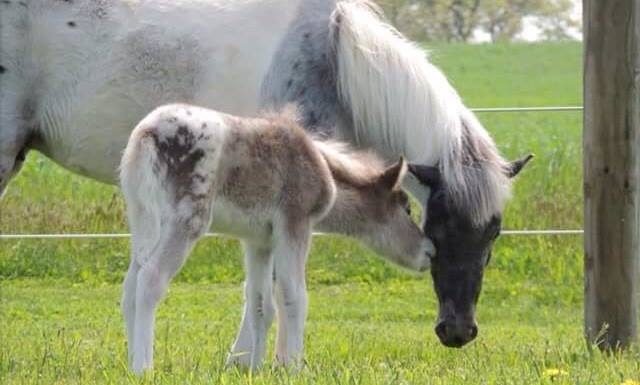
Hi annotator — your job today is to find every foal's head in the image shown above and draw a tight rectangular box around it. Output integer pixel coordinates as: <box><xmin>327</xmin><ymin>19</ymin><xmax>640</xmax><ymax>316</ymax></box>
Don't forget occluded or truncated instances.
<box><xmin>344</xmin><ymin>157</ymin><xmax>435</xmax><ymax>272</ymax></box>
<box><xmin>408</xmin><ymin>155</ymin><xmax>532</xmax><ymax>348</ymax></box>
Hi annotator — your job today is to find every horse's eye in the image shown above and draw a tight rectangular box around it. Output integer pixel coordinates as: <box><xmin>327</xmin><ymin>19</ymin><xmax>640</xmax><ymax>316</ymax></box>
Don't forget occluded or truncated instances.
<box><xmin>404</xmin><ymin>202</ymin><xmax>411</xmax><ymax>215</ymax></box>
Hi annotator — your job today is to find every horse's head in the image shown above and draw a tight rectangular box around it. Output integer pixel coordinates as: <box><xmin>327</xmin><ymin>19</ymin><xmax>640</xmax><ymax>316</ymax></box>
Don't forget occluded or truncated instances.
<box><xmin>408</xmin><ymin>154</ymin><xmax>532</xmax><ymax>348</ymax></box>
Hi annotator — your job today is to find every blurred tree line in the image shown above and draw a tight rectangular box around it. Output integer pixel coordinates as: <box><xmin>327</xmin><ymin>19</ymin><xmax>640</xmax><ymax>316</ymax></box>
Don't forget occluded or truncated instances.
<box><xmin>377</xmin><ymin>0</ymin><xmax>580</xmax><ymax>42</ymax></box>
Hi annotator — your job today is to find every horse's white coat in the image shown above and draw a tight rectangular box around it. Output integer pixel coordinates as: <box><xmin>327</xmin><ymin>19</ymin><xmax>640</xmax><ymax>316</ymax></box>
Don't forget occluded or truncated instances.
<box><xmin>0</xmin><ymin>0</ymin><xmax>301</xmax><ymax>186</ymax></box>
<box><xmin>0</xmin><ymin>0</ymin><xmax>516</xmax><ymax>368</ymax></box>
<box><xmin>1</xmin><ymin>0</ymin><xmax>511</xmax><ymax>226</ymax></box>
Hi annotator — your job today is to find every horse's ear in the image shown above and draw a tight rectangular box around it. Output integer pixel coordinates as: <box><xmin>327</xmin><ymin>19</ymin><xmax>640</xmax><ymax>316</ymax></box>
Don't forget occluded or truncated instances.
<box><xmin>408</xmin><ymin>163</ymin><xmax>440</xmax><ymax>188</ymax></box>
<box><xmin>507</xmin><ymin>154</ymin><xmax>534</xmax><ymax>178</ymax></box>
<box><xmin>378</xmin><ymin>157</ymin><xmax>407</xmax><ymax>191</ymax></box>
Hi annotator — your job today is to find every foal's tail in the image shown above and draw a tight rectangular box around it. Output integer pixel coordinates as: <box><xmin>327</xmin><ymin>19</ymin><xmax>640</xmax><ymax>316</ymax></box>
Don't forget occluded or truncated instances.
<box><xmin>119</xmin><ymin>123</ymin><xmax>166</xmax><ymax>262</ymax></box>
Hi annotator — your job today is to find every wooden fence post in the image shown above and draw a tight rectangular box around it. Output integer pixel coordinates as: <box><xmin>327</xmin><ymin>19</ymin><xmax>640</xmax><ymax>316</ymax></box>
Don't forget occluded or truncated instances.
<box><xmin>584</xmin><ymin>0</ymin><xmax>640</xmax><ymax>350</ymax></box>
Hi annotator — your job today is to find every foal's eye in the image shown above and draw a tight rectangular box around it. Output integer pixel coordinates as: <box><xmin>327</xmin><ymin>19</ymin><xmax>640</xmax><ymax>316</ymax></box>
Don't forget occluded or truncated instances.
<box><xmin>404</xmin><ymin>201</ymin><xmax>411</xmax><ymax>215</ymax></box>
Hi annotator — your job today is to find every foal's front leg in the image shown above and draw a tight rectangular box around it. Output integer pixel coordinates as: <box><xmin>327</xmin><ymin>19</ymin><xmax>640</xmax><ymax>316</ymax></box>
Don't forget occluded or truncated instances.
<box><xmin>227</xmin><ymin>241</ymin><xmax>275</xmax><ymax>369</ymax></box>
<box><xmin>273</xmin><ymin>221</ymin><xmax>311</xmax><ymax>367</ymax></box>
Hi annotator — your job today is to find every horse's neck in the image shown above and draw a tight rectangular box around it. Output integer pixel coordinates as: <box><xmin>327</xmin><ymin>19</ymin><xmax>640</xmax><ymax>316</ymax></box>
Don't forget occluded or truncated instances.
<box><xmin>329</xmin><ymin>0</ymin><xmax>468</xmax><ymax>166</ymax></box>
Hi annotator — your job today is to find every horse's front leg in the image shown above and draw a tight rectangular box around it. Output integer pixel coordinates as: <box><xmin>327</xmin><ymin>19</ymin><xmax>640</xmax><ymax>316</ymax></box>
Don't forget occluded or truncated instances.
<box><xmin>272</xmin><ymin>220</ymin><xmax>311</xmax><ymax>367</ymax></box>
<box><xmin>0</xmin><ymin>86</ymin><xmax>32</xmax><ymax>197</ymax></box>
<box><xmin>227</xmin><ymin>241</ymin><xmax>275</xmax><ymax>369</ymax></box>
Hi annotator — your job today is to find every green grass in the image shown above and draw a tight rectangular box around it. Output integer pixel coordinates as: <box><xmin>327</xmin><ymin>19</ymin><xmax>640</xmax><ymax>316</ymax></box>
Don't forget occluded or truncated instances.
<box><xmin>2</xmin><ymin>42</ymin><xmax>638</xmax><ymax>384</ymax></box>
<box><xmin>2</xmin><ymin>281</ymin><xmax>639</xmax><ymax>385</ymax></box>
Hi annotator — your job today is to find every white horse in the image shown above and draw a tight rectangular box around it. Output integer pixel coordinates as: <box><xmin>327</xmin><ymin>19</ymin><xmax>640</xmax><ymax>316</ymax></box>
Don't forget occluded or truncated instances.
<box><xmin>120</xmin><ymin>104</ymin><xmax>433</xmax><ymax>372</ymax></box>
<box><xmin>1</xmin><ymin>0</ymin><xmax>530</xmax><ymax>348</ymax></box>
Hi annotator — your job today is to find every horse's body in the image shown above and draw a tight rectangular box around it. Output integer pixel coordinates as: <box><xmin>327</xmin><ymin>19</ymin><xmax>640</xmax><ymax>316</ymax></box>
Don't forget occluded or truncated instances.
<box><xmin>1</xmin><ymin>0</ymin><xmax>303</xmax><ymax>183</ymax></box>
<box><xmin>1</xmin><ymin>0</ymin><xmax>464</xmax><ymax>194</ymax></box>
<box><xmin>1</xmin><ymin>0</ymin><xmax>530</xmax><ymax>348</ymax></box>
<box><xmin>121</xmin><ymin>104</ymin><xmax>432</xmax><ymax>372</ymax></box>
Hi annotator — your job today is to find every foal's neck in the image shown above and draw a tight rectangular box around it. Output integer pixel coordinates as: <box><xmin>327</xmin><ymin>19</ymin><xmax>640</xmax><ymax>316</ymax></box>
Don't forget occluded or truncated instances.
<box><xmin>312</xmin><ymin>141</ymin><xmax>385</xmax><ymax>237</ymax></box>
<box><xmin>316</xmin><ymin>178</ymin><xmax>375</xmax><ymax>238</ymax></box>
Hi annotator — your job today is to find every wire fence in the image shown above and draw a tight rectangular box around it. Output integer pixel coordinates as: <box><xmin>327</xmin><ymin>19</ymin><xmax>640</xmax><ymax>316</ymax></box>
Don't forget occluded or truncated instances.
<box><xmin>0</xmin><ymin>105</ymin><xmax>584</xmax><ymax>241</ymax></box>
<box><xmin>0</xmin><ymin>230</ymin><xmax>586</xmax><ymax>240</ymax></box>
<box><xmin>471</xmin><ymin>106</ymin><xmax>582</xmax><ymax>113</ymax></box>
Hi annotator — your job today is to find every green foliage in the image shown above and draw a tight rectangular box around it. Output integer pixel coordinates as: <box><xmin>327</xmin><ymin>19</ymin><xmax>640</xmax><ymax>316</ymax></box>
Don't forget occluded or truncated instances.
<box><xmin>377</xmin><ymin>0</ymin><xmax>579</xmax><ymax>42</ymax></box>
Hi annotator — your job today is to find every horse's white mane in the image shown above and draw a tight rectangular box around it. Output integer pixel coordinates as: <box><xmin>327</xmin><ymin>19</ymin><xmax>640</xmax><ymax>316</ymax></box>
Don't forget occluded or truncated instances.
<box><xmin>332</xmin><ymin>0</ymin><xmax>511</xmax><ymax>224</ymax></box>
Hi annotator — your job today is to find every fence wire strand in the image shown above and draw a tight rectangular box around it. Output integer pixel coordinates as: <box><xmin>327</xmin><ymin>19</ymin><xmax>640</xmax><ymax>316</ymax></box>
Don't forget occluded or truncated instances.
<box><xmin>471</xmin><ymin>106</ymin><xmax>582</xmax><ymax>113</ymax></box>
<box><xmin>0</xmin><ymin>230</ymin><xmax>584</xmax><ymax>240</ymax></box>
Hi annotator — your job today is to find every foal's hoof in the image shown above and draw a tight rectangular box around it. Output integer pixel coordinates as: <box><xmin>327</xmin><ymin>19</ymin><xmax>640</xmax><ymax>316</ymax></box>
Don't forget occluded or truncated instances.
<box><xmin>273</xmin><ymin>355</ymin><xmax>306</xmax><ymax>373</ymax></box>
<box><xmin>225</xmin><ymin>351</ymin><xmax>255</xmax><ymax>371</ymax></box>
<box><xmin>131</xmin><ymin>363</ymin><xmax>152</xmax><ymax>376</ymax></box>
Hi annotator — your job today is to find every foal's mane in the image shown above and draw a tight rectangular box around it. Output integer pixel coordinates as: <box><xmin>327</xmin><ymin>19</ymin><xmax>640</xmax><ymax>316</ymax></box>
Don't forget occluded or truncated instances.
<box><xmin>264</xmin><ymin>105</ymin><xmax>386</xmax><ymax>188</ymax></box>
<box><xmin>312</xmin><ymin>139</ymin><xmax>385</xmax><ymax>188</ymax></box>
<box><xmin>331</xmin><ymin>0</ymin><xmax>512</xmax><ymax>224</ymax></box>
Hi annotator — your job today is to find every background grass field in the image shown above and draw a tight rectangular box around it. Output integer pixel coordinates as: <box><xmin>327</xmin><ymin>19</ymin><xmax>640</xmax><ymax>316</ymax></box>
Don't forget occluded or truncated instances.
<box><xmin>1</xmin><ymin>42</ymin><xmax>639</xmax><ymax>384</ymax></box>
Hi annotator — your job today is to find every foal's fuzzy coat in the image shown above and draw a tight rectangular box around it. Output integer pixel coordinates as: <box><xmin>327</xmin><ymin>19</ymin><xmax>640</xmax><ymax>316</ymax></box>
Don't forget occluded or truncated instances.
<box><xmin>120</xmin><ymin>104</ymin><xmax>433</xmax><ymax>373</ymax></box>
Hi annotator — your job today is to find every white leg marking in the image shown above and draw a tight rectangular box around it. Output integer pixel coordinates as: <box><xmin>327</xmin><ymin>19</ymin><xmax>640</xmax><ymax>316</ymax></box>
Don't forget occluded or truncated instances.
<box><xmin>273</xmin><ymin>221</ymin><xmax>311</xmax><ymax>367</ymax></box>
<box><xmin>227</xmin><ymin>242</ymin><xmax>274</xmax><ymax>369</ymax></box>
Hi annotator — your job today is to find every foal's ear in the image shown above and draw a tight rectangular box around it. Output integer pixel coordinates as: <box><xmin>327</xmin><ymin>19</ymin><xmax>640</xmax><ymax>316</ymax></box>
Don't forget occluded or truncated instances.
<box><xmin>408</xmin><ymin>164</ymin><xmax>441</xmax><ymax>188</ymax></box>
<box><xmin>507</xmin><ymin>154</ymin><xmax>534</xmax><ymax>178</ymax></box>
<box><xmin>378</xmin><ymin>157</ymin><xmax>407</xmax><ymax>191</ymax></box>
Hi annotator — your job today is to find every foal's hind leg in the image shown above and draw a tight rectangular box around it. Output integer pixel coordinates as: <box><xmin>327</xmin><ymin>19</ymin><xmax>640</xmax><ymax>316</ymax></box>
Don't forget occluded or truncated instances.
<box><xmin>122</xmin><ymin>199</ymin><xmax>163</xmax><ymax>367</ymax></box>
<box><xmin>122</xmin><ymin>260</ymin><xmax>140</xmax><ymax>365</ymax></box>
<box><xmin>272</xmin><ymin>219</ymin><xmax>312</xmax><ymax>367</ymax></box>
<box><xmin>227</xmin><ymin>241</ymin><xmax>275</xmax><ymax>369</ymax></box>
<box><xmin>131</xmin><ymin>222</ymin><xmax>204</xmax><ymax>374</ymax></box>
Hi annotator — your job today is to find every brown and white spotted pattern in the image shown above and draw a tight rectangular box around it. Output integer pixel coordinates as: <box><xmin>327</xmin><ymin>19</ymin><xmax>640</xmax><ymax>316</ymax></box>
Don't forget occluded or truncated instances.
<box><xmin>119</xmin><ymin>104</ymin><xmax>434</xmax><ymax>373</ymax></box>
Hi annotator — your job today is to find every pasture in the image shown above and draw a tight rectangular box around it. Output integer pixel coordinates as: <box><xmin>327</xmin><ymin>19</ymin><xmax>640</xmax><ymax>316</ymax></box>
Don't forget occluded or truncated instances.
<box><xmin>1</xmin><ymin>42</ymin><xmax>638</xmax><ymax>384</ymax></box>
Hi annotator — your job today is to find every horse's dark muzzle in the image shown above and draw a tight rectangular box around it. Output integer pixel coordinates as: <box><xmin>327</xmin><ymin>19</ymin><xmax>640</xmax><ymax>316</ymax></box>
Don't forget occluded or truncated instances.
<box><xmin>435</xmin><ymin>319</ymin><xmax>478</xmax><ymax>348</ymax></box>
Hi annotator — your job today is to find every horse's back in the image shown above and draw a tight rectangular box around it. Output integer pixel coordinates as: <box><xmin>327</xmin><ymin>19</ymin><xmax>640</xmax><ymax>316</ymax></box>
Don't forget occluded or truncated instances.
<box><xmin>4</xmin><ymin>0</ymin><xmax>301</xmax><ymax>183</ymax></box>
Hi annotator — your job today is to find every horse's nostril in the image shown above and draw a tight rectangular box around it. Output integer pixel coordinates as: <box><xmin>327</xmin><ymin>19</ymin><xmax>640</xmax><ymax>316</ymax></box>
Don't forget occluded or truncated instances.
<box><xmin>435</xmin><ymin>322</ymin><xmax>447</xmax><ymax>339</ymax></box>
<box><xmin>16</xmin><ymin>149</ymin><xmax>26</xmax><ymax>162</ymax></box>
<box><xmin>469</xmin><ymin>325</ymin><xmax>478</xmax><ymax>340</ymax></box>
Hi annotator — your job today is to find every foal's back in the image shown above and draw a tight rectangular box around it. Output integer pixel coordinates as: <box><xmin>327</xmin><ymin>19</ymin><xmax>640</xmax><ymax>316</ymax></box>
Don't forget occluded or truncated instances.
<box><xmin>121</xmin><ymin>104</ymin><xmax>335</xmax><ymax>239</ymax></box>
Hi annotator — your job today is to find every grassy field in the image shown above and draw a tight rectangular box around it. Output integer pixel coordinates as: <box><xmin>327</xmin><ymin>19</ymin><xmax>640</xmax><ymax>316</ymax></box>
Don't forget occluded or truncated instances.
<box><xmin>2</xmin><ymin>42</ymin><xmax>639</xmax><ymax>384</ymax></box>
